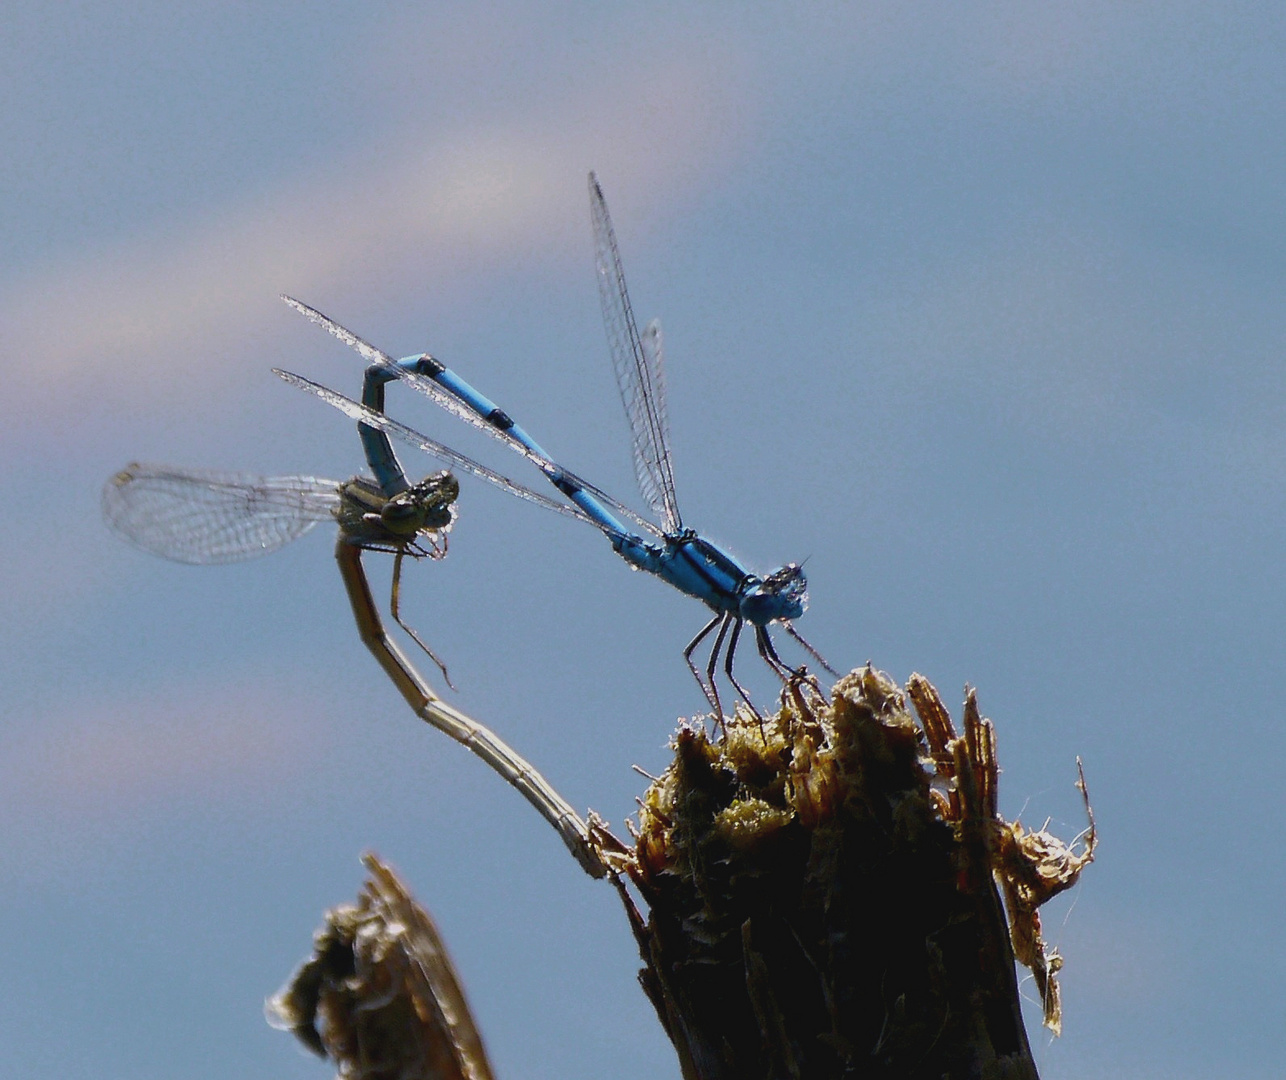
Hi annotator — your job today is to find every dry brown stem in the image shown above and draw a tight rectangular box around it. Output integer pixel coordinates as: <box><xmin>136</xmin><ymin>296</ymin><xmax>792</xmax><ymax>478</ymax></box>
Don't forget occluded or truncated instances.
<box><xmin>269</xmin><ymin>854</ymin><xmax>494</xmax><ymax>1080</ymax></box>
<box><xmin>620</xmin><ymin>667</ymin><xmax>1094</xmax><ymax>1080</ymax></box>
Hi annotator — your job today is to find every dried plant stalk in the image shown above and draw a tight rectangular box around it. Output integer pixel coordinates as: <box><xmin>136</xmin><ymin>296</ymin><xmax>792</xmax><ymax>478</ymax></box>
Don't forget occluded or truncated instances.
<box><xmin>336</xmin><ymin>542</ymin><xmax>609</xmax><ymax>879</ymax></box>
<box><xmin>269</xmin><ymin>854</ymin><xmax>494</xmax><ymax>1080</ymax></box>
<box><xmin>620</xmin><ymin>667</ymin><xmax>1094</xmax><ymax>1080</ymax></box>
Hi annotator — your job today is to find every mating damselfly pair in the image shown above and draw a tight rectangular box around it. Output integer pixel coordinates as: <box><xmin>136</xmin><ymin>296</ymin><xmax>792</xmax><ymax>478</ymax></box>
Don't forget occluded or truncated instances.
<box><xmin>105</xmin><ymin>174</ymin><xmax>834</xmax><ymax>719</ymax></box>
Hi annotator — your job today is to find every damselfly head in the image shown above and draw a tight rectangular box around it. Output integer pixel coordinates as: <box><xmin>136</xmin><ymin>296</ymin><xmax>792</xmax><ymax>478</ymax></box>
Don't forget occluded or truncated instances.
<box><xmin>381</xmin><ymin>471</ymin><xmax>460</xmax><ymax>535</ymax></box>
<box><xmin>410</xmin><ymin>470</ymin><xmax>461</xmax><ymax>509</ymax></box>
<box><xmin>741</xmin><ymin>563</ymin><xmax>808</xmax><ymax>623</ymax></box>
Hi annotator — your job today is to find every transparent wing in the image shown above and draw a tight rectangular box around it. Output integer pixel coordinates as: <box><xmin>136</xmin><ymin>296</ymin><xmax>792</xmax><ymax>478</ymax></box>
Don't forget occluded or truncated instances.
<box><xmin>589</xmin><ymin>172</ymin><xmax>681</xmax><ymax>533</ymax></box>
<box><xmin>283</xmin><ymin>295</ymin><xmax>568</xmax><ymax>478</ymax></box>
<box><xmin>273</xmin><ymin>370</ymin><xmax>603</xmax><ymax>528</ymax></box>
<box><xmin>102</xmin><ymin>464</ymin><xmax>341</xmax><ymax>564</ymax></box>
<box><xmin>282</xmin><ymin>296</ymin><xmax>665</xmax><ymax>538</ymax></box>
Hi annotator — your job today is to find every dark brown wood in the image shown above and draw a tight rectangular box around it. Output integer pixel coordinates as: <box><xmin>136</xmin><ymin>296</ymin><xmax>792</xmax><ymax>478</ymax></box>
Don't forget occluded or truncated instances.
<box><xmin>269</xmin><ymin>854</ymin><xmax>495</xmax><ymax>1080</ymax></box>
<box><xmin>622</xmin><ymin>668</ymin><xmax>1093</xmax><ymax>1080</ymax></box>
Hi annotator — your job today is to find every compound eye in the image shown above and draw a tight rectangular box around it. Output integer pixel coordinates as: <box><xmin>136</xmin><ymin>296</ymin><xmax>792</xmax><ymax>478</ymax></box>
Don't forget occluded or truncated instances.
<box><xmin>421</xmin><ymin>507</ymin><xmax>455</xmax><ymax>530</ymax></box>
<box><xmin>410</xmin><ymin>472</ymin><xmax>461</xmax><ymax>511</ymax></box>
<box><xmin>380</xmin><ymin>497</ymin><xmax>417</xmax><ymax>526</ymax></box>
<box><xmin>764</xmin><ymin>563</ymin><xmax>805</xmax><ymax>594</ymax></box>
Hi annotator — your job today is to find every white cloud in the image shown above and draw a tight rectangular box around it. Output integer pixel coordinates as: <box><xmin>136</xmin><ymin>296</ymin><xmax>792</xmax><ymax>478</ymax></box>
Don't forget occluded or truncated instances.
<box><xmin>0</xmin><ymin>47</ymin><xmax>752</xmax><ymax>425</ymax></box>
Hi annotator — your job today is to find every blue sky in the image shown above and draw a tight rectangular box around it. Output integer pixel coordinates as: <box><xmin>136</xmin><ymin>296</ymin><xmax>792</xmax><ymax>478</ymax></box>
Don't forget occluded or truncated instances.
<box><xmin>2</xmin><ymin>4</ymin><xmax>1283</xmax><ymax>1077</ymax></box>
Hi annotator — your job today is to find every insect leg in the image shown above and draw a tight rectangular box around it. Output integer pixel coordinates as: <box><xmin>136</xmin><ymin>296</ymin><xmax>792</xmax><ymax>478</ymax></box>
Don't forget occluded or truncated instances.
<box><xmin>724</xmin><ymin>619</ymin><xmax>768</xmax><ymax>739</ymax></box>
<box><xmin>704</xmin><ymin>614</ymin><xmax>742</xmax><ymax>727</ymax></box>
<box><xmin>781</xmin><ymin>620</ymin><xmax>840</xmax><ymax>676</ymax></box>
<box><xmin>684</xmin><ymin>613</ymin><xmax>725</xmax><ymax>720</ymax></box>
<box><xmin>390</xmin><ymin>547</ymin><xmax>456</xmax><ymax>690</ymax></box>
